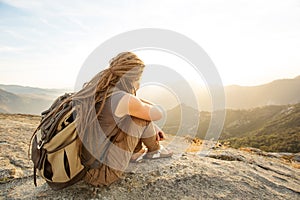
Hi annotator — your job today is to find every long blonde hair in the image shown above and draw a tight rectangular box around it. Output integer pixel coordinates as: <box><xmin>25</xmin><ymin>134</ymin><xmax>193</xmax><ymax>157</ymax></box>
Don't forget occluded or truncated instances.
<box><xmin>73</xmin><ymin>52</ymin><xmax>144</xmax><ymax>116</ymax></box>
<box><xmin>71</xmin><ymin>52</ymin><xmax>145</xmax><ymax>160</ymax></box>
<box><xmin>75</xmin><ymin>51</ymin><xmax>144</xmax><ymax>109</ymax></box>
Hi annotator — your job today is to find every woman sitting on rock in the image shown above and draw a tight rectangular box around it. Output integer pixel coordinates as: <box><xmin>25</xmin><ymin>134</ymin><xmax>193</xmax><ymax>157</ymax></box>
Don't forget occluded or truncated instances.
<box><xmin>73</xmin><ymin>52</ymin><xmax>173</xmax><ymax>186</ymax></box>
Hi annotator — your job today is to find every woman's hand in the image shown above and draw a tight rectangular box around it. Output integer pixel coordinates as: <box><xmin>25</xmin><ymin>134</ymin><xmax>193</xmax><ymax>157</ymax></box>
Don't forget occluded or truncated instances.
<box><xmin>154</xmin><ymin>124</ymin><xmax>166</xmax><ymax>141</ymax></box>
<box><xmin>156</xmin><ymin>130</ymin><xmax>166</xmax><ymax>141</ymax></box>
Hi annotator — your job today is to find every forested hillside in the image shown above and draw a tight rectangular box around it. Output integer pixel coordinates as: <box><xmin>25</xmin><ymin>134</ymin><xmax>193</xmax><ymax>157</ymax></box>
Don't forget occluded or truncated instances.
<box><xmin>164</xmin><ymin>103</ymin><xmax>300</xmax><ymax>153</ymax></box>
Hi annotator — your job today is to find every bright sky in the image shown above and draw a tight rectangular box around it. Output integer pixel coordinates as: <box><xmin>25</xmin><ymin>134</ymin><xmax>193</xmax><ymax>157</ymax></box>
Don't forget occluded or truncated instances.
<box><xmin>0</xmin><ymin>0</ymin><xmax>300</xmax><ymax>89</ymax></box>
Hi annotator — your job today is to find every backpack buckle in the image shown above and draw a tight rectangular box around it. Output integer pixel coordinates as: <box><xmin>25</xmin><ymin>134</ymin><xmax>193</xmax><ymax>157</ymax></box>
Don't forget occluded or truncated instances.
<box><xmin>37</xmin><ymin>140</ymin><xmax>45</xmax><ymax>149</ymax></box>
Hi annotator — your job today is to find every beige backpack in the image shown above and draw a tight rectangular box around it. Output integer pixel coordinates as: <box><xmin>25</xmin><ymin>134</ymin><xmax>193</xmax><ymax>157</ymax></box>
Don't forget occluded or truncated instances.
<box><xmin>30</xmin><ymin>93</ymin><xmax>86</xmax><ymax>190</ymax></box>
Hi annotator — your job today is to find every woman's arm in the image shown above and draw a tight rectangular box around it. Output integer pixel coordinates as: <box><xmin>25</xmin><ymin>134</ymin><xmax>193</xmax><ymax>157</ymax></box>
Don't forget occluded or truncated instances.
<box><xmin>115</xmin><ymin>94</ymin><xmax>163</xmax><ymax>121</ymax></box>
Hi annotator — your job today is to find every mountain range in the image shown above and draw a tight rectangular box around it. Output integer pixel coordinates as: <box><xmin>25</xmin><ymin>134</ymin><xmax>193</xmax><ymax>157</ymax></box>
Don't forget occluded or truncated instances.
<box><xmin>1</xmin><ymin>76</ymin><xmax>299</xmax><ymax>114</ymax></box>
<box><xmin>139</xmin><ymin>75</ymin><xmax>300</xmax><ymax>110</ymax></box>
<box><xmin>225</xmin><ymin>75</ymin><xmax>300</xmax><ymax>109</ymax></box>
<box><xmin>0</xmin><ymin>84</ymin><xmax>70</xmax><ymax>114</ymax></box>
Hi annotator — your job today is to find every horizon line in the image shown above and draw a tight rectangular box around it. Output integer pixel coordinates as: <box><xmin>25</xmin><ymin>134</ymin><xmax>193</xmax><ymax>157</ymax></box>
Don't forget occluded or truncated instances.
<box><xmin>0</xmin><ymin>74</ymin><xmax>299</xmax><ymax>90</ymax></box>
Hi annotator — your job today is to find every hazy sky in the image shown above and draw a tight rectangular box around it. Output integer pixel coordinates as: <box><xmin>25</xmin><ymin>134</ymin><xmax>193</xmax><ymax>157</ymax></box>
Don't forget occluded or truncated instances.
<box><xmin>0</xmin><ymin>0</ymin><xmax>300</xmax><ymax>89</ymax></box>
